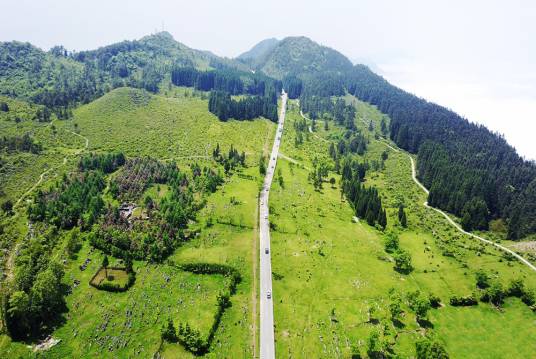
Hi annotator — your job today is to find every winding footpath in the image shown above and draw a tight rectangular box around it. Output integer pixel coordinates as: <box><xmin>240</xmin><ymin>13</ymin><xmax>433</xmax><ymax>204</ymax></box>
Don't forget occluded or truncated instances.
<box><xmin>299</xmin><ymin>110</ymin><xmax>329</xmax><ymax>142</ymax></box>
<box><xmin>379</xmin><ymin>138</ymin><xmax>536</xmax><ymax>273</ymax></box>
<box><xmin>259</xmin><ymin>91</ymin><xmax>287</xmax><ymax>359</ymax></box>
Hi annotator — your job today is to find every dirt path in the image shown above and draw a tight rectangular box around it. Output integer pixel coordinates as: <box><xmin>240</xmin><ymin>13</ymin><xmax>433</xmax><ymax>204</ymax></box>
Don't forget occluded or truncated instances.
<box><xmin>14</xmin><ymin>168</ymin><xmax>52</xmax><ymax>207</ymax></box>
<box><xmin>6</xmin><ymin>125</ymin><xmax>90</xmax><ymax>280</ymax></box>
<box><xmin>65</xmin><ymin>128</ymin><xmax>89</xmax><ymax>151</ymax></box>
<box><xmin>378</xmin><ymin>139</ymin><xmax>536</xmax><ymax>273</ymax></box>
<box><xmin>278</xmin><ymin>153</ymin><xmax>311</xmax><ymax>170</ymax></box>
<box><xmin>299</xmin><ymin>111</ymin><xmax>328</xmax><ymax>143</ymax></box>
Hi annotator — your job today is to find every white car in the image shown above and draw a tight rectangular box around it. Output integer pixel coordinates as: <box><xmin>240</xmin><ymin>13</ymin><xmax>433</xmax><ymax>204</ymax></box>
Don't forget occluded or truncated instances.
<box><xmin>267</xmin><ymin>292</ymin><xmax>272</xmax><ymax>299</ymax></box>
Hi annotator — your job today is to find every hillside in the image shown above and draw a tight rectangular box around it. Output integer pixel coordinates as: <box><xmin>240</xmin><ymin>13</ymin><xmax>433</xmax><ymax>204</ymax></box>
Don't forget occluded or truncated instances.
<box><xmin>61</xmin><ymin>86</ymin><xmax>275</xmax><ymax>159</ymax></box>
<box><xmin>0</xmin><ymin>85</ymin><xmax>275</xmax><ymax>358</ymax></box>
<box><xmin>0</xmin><ymin>32</ymin><xmax>247</xmax><ymax>114</ymax></box>
<box><xmin>240</xmin><ymin>36</ymin><xmax>536</xmax><ymax>239</ymax></box>
<box><xmin>0</xmin><ymin>32</ymin><xmax>535</xmax><ymax>359</ymax></box>
<box><xmin>246</xmin><ymin>36</ymin><xmax>353</xmax><ymax>79</ymax></box>
<box><xmin>237</xmin><ymin>38</ymin><xmax>279</xmax><ymax>61</ymax></box>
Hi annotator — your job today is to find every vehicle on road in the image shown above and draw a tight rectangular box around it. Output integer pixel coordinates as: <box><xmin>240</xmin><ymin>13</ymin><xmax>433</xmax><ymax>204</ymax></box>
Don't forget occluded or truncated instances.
<box><xmin>265</xmin><ymin>248</ymin><xmax>269</xmax><ymax>254</ymax></box>
<box><xmin>267</xmin><ymin>292</ymin><xmax>271</xmax><ymax>299</ymax></box>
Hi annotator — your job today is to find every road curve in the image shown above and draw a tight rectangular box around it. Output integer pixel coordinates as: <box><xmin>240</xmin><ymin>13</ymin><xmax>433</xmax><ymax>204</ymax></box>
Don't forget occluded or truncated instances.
<box><xmin>407</xmin><ymin>155</ymin><xmax>536</xmax><ymax>273</ymax></box>
<box><xmin>259</xmin><ymin>91</ymin><xmax>287</xmax><ymax>359</ymax></box>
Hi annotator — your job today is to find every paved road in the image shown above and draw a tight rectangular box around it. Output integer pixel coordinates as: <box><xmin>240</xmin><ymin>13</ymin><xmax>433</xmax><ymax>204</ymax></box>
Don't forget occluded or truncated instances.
<box><xmin>259</xmin><ymin>91</ymin><xmax>287</xmax><ymax>359</ymax></box>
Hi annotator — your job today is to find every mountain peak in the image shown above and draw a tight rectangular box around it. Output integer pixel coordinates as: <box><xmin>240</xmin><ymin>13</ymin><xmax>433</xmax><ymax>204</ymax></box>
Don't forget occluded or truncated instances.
<box><xmin>237</xmin><ymin>38</ymin><xmax>279</xmax><ymax>61</ymax></box>
<box><xmin>248</xmin><ymin>36</ymin><xmax>353</xmax><ymax>79</ymax></box>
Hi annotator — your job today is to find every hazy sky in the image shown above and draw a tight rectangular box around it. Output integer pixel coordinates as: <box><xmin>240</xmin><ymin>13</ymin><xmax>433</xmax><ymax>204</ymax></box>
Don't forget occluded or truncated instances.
<box><xmin>2</xmin><ymin>0</ymin><xmax>535</xmax><ymax>159</ymax></box>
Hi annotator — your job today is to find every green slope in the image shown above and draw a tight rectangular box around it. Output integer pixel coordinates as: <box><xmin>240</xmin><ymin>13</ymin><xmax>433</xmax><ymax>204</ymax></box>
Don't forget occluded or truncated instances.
<box><xmin>251</xmin><ymin>36</ymin><xmax>353</xmax><ymax>79</ymax></box>
<box><xmin>269</xmin><ymin>98</ymin><xmax>536</xmax><ymax>358</ymax></box>
<box><xmin>56</xmin><ymin>87</ymin><xmax>274</xmax><ymax>160</ymax></box>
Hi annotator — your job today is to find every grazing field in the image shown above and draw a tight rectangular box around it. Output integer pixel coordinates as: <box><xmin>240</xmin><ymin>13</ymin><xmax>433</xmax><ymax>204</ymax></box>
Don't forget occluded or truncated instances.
<box><xmin>0</xmin><ymin>96</ymin><xmax>85</xmax><ymax>204</ymax></box>
<box><xmin>55</xmin><ymin>87</ymin><xmax>275</xmax><ymax>161</ymax></box>
<box><xmin>269</xmin><ymin>99</ymin><xmax>536</xmax><ymax>358</ymax></box>
<box><xmin>0</xmin><ymin>86</ymin><xmax>275</xmax><ymax>358</ymax></box>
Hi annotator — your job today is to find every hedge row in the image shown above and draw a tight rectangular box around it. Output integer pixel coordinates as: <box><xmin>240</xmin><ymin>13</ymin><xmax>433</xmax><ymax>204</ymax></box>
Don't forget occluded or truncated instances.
<box><xmin>89</xmin><ymin>266</ymin><xmax>136</xmax><ymax>292</ymax></box>
<box><xmin>174</xmin><ymin>262</ymin><xmax>241</xmax><ymax>294</ymax></box>
<box><xmin>449</xmin><ymin>295</ymin><xmax>478</xmax><ymax>306</ymax></box>
<box><xmin>166</xmin><ymin>261</ymin><xmax>242</xmax><ymax>354</ymax></box>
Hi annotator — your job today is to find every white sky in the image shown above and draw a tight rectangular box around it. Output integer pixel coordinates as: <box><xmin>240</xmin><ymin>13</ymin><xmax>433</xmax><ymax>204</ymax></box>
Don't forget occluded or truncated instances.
<box><xmin>1</xmin><ymin>0</ymin><xmax>535</xmax><ymax>159</ymax></box>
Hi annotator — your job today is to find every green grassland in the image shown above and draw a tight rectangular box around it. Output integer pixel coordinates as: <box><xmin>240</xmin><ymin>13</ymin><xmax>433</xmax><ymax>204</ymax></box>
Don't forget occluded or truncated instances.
<box><xmin>56</xmin><ymin>87</ymin><xmax>274</xmax><ymax>161</ymax></box>
<box><xmin>1</xmin><ymin>84</ymin><xmax>535</xmax><ymax>359</ymax></box>
<box><xmin>0</xmin><ymin>96</ymin><xmax>85</xmax><ymax>204</ymax></box>
<box><xmin>270</xmin><ymin>99</ymin><xmax>536</xmax><ymax>358</ymax></box>
<box><xmin>0</xmin><ymin>85</ymin><xmax>275</xmax><ymax>358</ymax></box>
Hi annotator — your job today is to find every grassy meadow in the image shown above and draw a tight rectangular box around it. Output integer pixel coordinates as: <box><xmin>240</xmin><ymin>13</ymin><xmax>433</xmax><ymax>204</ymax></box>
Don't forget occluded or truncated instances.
<box><xmin>269</xmin><ymin>99</ymin><xmax>536</xmax><ymax>358</ymax></box>
<box><xmin>0</xmin><ymin>86</ymin><xmax>275</xmax><ymax>358</ymax></box>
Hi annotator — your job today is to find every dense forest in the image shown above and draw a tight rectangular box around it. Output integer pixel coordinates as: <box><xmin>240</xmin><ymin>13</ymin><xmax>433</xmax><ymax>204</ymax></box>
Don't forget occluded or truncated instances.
<box><xmin>340</xmin><ymin>157</ymin><xmax>387</xmax><ymax>229</ymax></box>
<box><xmin>1</xmin><ymin>31</ymin><xmax>535</xmax><ymax>238</ymax></box>
<box><xmin>208</xmin><ymin>91</ymin><xmax>278</xmax><ymax>122</ymax></box>
<box><xmin>170</xmin><ymin>66</ymin><xmax>281</xmax><ymax>97</ymax></box>
<box><xmin>0</xmin><ymin>32</ymin><xmax>239</xmax><ymax>116</ymax></box>
<box><xmin>344</xmin><ymin>65</ymin><xmax>536</xmax><ymax>238</ymax></box>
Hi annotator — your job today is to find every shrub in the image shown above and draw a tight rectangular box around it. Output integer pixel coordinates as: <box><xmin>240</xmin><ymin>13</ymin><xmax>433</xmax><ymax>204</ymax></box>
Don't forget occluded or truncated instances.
<box><xmin>384</xmin><ymin>232</ymin><xmax>399</xmax><ymax>253</ymax></box>
<box><xmin>480</xmin><ymin>281</ymin><xmax>506</xmax><ymax>306</ymax></box>
<box><xmin>507</xmin><ymin>278</ymin><xmax>525</xmax><ymax>297</ymax></box>
<box><xmin>475</xmin><ymin>270</ymin><xmax>489</xmax><ymax>289</ymax></box>
<box><xmin>393</xmin><ymin>248</ymin><xmax>413</xmax><ymax>274</ymax></box>
<box><xmin>407</xmin><ymin>290</ymin><xmax>431</xmax><ymax>321</ymax></box>
<box><xmin>521</xmin><ymin>290</ymin><xmax>535</xmax><ymax>306</ymax></box>
<box><xmin>429</xmin><ymin>294</ymin><xmax>441</xmax><ymax>308</ymax></box>
<box><xmin>416</xmin><ymin>337</ymin><xmax>449</xmax><ymax>359</ymax></box>
<box><xmin>449</xmin><ymin>295</ymin><xmax>478</xmax><ymax>306</ymax></box>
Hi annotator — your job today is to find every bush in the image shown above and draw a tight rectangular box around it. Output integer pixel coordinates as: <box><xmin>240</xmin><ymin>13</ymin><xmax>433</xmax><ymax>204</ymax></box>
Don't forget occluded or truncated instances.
<box><xmin>393</xmin><ymin>248</ymin><xmax>413</xmax><ymax>274</ymax></box>
<box><xmin>416</xmin><ymin>337</ymin><xmax>449</xmax><ymax>359</ymax></box>
<box><xmin>449</xmin><ymin>295</ymin><xmax>478</xmax><ymax>306</ymax></box>
<box><xmin>429</xmin><ymin>294</ymin><xmax>441</xmax><ymax>308</ymax></box>
<box><xmin>507</xmin><ymin>278</ymin><xmax>525</xmax><ymax>297</ymax></box>
<box><xmin>521</xmin><ymin>290</ymin><xmax>535</xmax><ymax>306</ymax></box>
<box><xmin>475</xmin><ymin>270</ymin><xmax>489</xmax><ymax>289</ymax></box>
<box><xmin>384</xmin><ymin>232</ymin><xmax>399</xmax><ymax>253</ymax></box>
<box><xmin>480</xmin><ymin>281</ymin><xmax>506</xmax><ymax>306</ymax></box>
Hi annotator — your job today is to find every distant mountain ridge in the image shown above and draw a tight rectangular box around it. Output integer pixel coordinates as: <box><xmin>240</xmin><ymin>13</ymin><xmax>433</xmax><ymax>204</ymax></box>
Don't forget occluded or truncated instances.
<box><xmin>237</xmin><ymin>38</ymin><xmax>279</xmax><ymax>61</ymax></box>
<box><xmin>0</xmin><ymin>32</ymin><xmax>535</xmax><ymax>238</ymax></box>
<box><xmin>240</xmin><ymin>36</ymin><xmax>353</xmax><ymax>79</ymax></box>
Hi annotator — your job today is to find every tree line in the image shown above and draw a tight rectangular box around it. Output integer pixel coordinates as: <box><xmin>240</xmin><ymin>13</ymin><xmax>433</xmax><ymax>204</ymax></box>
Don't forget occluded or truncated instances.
<box><xmin>340</xmin><ymin>157</ymin><xmax>387</xmax><ymax>229</ymax></box>
<box><xmin>344</xmin><ymin>65</ymin><xmax>536</xmax><ymax>239</ymax></box>
<box><xmin>171</xmin><ymin>66</ymin><xmax>282</xmax><ymax>97</ymax></box>
<box><xmin>3</xmin><ymin>226</ymin><xmax>66</xmax><ymax>339</ymax></box>
<box><xmin>0</xmin><ymin>133</ymin><xmax>42</xmax><ymax>154</ymax></box>
<box><xmin>208</xmin><ymin>91</ymin><xmax>278</xmax><ymax>122</ymax></box>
